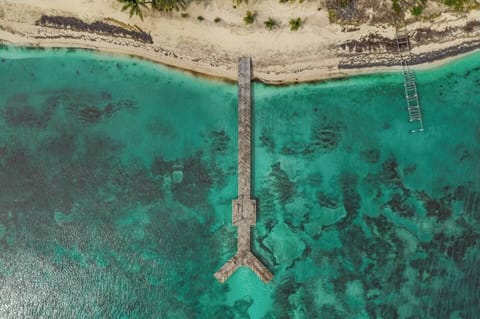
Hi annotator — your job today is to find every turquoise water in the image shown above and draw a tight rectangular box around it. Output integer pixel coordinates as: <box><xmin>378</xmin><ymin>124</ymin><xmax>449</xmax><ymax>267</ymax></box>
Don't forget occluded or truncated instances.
<box><xmin>0</xmin><ymin>46</ymin><xmax>479</xmax><ymax>318</ymax></box>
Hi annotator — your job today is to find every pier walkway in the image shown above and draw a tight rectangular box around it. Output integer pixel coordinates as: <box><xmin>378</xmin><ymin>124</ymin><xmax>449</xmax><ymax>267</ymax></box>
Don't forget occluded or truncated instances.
<box><xmin>214</xmin><ymin>57</ymin><xmax>273</xmax><ymax>284</ymax></box>
<box><xmin>396</xmin><ymin>28</ymin><xmax>424</xmax><ymax>133</ymax></box>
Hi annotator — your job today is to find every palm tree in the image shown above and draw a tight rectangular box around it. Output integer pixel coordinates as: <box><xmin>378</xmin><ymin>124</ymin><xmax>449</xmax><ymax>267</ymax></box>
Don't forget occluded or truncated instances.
<box><xmin>234</xmin><ymin>0</ymin><xmax>248</xmax><ymax>5</ymax></box>
<box><xmin>264</xmin><ymin>17</ymin><xmax>277</xmax><ymax>30</ymax></box>
<box><xmin>289</xmin><ymin>17</ymin><xmax>302</xmax><ymax>31</ymax></box>
<box><xmin>117</xmin><ymin>0</ymin><xmax>148</xmax><ymax>20</ymax></box>
<box><xmin>243</xmin><ymin>10</ymin><xmax>256</xmax><ymax>25</ymax></box>
<box><xmin>151</xmin><ymin>0</ymin><xmax>187</xmax><ymax>12</ymax></box>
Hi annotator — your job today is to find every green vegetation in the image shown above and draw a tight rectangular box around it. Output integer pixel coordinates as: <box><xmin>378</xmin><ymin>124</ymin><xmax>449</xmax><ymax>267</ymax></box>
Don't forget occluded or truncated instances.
<box><xmin>152</xmin><ymin>0</ymin><xmax>186</xmax><ymax>12</ymax></box>
<box><xmin>411</xmin><ymin>5</ymin><xmax>424</xmax><ymax>16</ymax></box>
<box><xmin>118</xmin><ymin>0</ymin><xmax>148</xmax><ymax>20</ymax></box>
<box><xmin>233</xmin><ymin>0</ymin><xmax>248</xmax><ymax>5</ymax></box>
<box><xmin>390</xmin><ymin>0</ymin><xmax>473</xmax><ymax>20</ymax></box>
<box><xmin>116</xmin><ymin>0</ymin><xmax>187</xmax><ymax>19</ymax></box>
<box><xmin>443</xmin><ymin>0</ymin><xmax>470</xmax><ymax>10</ymax></box>
<box><xmin>328</xmin><ymin>9</ymin><xmax>336</xmax><ymax>23</ymax></box>
<box><xmin>197</xmin><ymin>16</ymin><xmax>204</xmax><ymax>21</ymax></box>
<box><xmin>118</xmin><ymin>0</ymin><xmax>478</xmax><ymax>26</ymax></box>
<box><xmin>280</xmin><ymin>0</ymin><xmax>305</xmax><ymax>3</ymax></box>
<box><xmin>289</xmin><ymin>17</ymin><xmax>302</xmax><ymax>31</ymax></box>
<box><xmin>391</xmin><ymin>0</ymin><xmax>402</xmax><ymax>16</ymax></box>
<box><xmin>264</xmin><ymin>17</ymin><xmax>278</xmax><ymax>30</ymax></box>
<box><xmin>243</xmin><ymin>10</ymin><xmax>257</xmax><ymax>24</ymax></box>
<box><xmin>392</xmin><ymin>0</ymin><xmax>427</xmax><ymax>18</ymax></box>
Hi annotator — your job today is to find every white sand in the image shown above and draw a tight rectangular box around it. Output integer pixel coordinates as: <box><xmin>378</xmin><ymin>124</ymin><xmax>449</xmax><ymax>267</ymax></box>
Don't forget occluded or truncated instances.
<box><xmin>0</xmin><ymin>0</ymin><xmax>480</xmax><ymax>83</ymax></box>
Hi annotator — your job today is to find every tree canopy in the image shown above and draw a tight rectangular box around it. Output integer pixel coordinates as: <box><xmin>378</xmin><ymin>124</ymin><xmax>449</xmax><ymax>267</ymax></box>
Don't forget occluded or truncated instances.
<box><xmin>118</xmin><ymin>0</ymin><xmax>148</xmax><ymax>20</ymax></box>
<box><xmin>152</xmin><ymin>0</ymin><xmax>187</xmax><ymax>12</ymax></box>
<box><xmin>117</xmin><ymin>0</ymin><xmax>187</xmax><ymax>19</ymax></box>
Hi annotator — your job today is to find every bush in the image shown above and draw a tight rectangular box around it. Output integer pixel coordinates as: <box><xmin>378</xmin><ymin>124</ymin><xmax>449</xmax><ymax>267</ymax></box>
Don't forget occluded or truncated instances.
<box><xmin>444</xmin><ymin>0</ymin><xmax>468</xmax><ymax>10</ymax></box>
<box><xmin>214</xmin><ymin>17</ymin><xmax>222</xmax><ymax>23</ymax></box>
<box><xmin>411</xmin><ymin>6</ymin><xmax>423</xmax><ymax>16</ymax></box>
<box><xmin>180</xmin><ymin>13</ymin><xmax>189</xmax><ymax>18</ymax></box>
<box><xmin>197</xmin><ymin>16</ymin><xmax>204</xmax><ymax>21</ymax></box>
<box><xmin>328</xmin><ymin>9</ymin><xmax>336</xmax><ymax>23</ymax></box>
<box><xmin>264</xmin><ymin>17</ymin><xmax>277</xmax><ymax>29</ymax></box>
<box><xmin>243</xmin><ymin>10</ymin><xmax>256</xmax><ymax>24</ymax></box>
<box><xmin>392</xmin><ymin>0</ymin><xmax>402</xmax><ymax>16</ymax></box>
<box><xmin>289</xmin><ymin>17</ymin><xmax>302</xmax><ymax>31</ymax></box>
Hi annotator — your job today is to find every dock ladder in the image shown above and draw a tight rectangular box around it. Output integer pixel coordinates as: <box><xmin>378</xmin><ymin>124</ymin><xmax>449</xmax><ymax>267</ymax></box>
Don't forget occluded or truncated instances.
<box><xmin>396</xmin><ymin>28</ymin><xmax>424</xmax><ymax>133</ymax></box>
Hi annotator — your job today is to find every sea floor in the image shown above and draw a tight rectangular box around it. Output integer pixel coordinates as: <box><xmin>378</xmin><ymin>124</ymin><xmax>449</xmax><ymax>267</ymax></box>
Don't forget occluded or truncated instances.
<box><xmin>0</xmin><ymin>46</ymin><xmax>479</xmax><ymax>318</ymax></box>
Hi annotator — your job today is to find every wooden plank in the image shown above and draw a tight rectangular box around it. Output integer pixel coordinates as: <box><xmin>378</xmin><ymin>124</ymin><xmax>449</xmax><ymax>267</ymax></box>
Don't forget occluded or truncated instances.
<box><xmin>214</xmin><ymin>57</ymin><xmax>273</xmax><ymax>284</ymax></box>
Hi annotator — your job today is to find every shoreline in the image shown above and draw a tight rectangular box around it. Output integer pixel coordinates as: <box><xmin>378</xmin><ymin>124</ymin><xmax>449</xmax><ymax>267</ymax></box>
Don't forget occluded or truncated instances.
<box><xmin>3</xmin><ymin>38</ymin><xmax>479</xmax><ymax>86</ymax></box>
<box><xmin>1</xmin><ymin>0</ymin><xmax>480</xmax><ymax>85</ymax></box>
<box><xmin>0</xmin><ymin>42</ymin><xmax>242</xmax><ymax>85</ymax></box>
<box><xmin>2</xmin><ymin>42</ymin><xmax>480</xmax><ymax>87</ymax></box>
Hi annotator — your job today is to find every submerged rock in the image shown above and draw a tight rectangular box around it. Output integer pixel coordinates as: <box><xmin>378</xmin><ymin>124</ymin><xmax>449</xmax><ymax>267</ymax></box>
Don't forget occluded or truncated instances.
<box><xmin>206</xmin><ymin>130</ymin><xmax>230</xmax><ymax>154</ymax></box>
<box><xmin>367</xmin><ymin>304</ymin><xmax>399</xmax><ymax>319</ymax></box>
<box><xmin>360</xmin><ymin>148</ymin><xmax>380</xmax><ymax>163</ymax></box>
<box><xmin>269</xmin><ymin>162</ymin><xmax>295</xmax><ymax>204</ymax></box>
<box><xmin>76</xmin><ymin>106</ymin><xmax>103</xmax><ymax>123</ymax></box>
<box><xmin>171</xmin><ymin>153</ymin><xmax>213</xmax><ymax>208</ymax></box>
<box><xmin>259</xmin><ymin>129</ymin><xmax>275</xmax><ymax>153</ymax></box>
<box><xmin>455</xmin><ymin>186</ymin><xmax>480</xmax><ymax>219</ymax></box>
<box><xmin>151</xmin><ymin>155</ymin><xmax>171</xmax><ymax>176</ymax></box>
<box><xmin>270</xmin><ymin>275</ymin><xmax>302</xmax><ymax>318</ymax></box>
<box><xmin>382</xmin><ymin>193</ymin><xmax>416</xmax><ymax>218</ymax></box>
<box><xmin>381</xmin><ymin>157</ymin><xmax>401</xmax><ymax>181</ymax></box>
<box><xmin>317</xmin><ymin>192</ymin><xmax>338</xmax><ymax>209</ymax></box>
<box><xmin>338</xmin><ymin>174</ymin><xmax>361</xmax><ymax>228</ymax></box>
<box><xmin>3</xmin><ymin>93</ymin><xmax>54</xmax><ymax>128</ymax></box>
<box><xmin>307</xmin><ymin>172</ymin><xmax>323</xmax><ymax>186</ymax></box>
<box><xmin>311</xmin><ymin>118</ymin><xmax>343</xmax><ymax>152</ymax></box>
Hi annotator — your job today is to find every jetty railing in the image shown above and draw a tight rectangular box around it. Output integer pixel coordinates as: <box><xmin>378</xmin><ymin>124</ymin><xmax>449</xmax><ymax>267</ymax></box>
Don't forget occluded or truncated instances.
<box><xmin>396</xmin><ymin>28</ymin><xmax>424</xmax><ymax>133</ymax></box>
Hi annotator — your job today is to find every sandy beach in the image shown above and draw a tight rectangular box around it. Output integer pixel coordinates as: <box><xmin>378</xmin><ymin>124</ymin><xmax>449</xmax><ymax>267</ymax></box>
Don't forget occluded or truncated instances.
<box><xmin>1</xmin><ymin>0</ymin><xmax>480</xmax><ymax>83</ymax></box>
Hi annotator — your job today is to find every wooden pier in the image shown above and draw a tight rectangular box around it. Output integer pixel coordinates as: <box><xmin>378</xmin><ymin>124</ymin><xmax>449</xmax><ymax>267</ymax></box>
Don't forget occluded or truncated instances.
<box><xmin>214</xmin><ymin>57</ymin><xmax>273</xmax><ymax>284</ymax></box>
<box><xmin>396</xmin><ymin>28</ymin><xmax>424</xmax><ymax>133</ymax></box>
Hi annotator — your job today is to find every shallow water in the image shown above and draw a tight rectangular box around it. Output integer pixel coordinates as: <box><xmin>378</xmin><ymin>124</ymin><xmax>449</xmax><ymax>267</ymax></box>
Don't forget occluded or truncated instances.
<box><xmin>0</xmin><ymin>46</ymin><xmax>479</xmax><ymax>318</ymax></box>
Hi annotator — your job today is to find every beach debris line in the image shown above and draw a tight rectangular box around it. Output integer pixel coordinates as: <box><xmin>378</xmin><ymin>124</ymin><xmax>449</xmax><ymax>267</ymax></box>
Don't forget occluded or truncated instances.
<box><xmin>214</xmin><ymin>57</ymin><xmax>273</xmax><ymax>284</ymax></box>
<box><xmin>396</xmin><ymin>27</ymin><xmax>424</xmax><ymax>133</ymax></box>
<box><xmin>35</xmin><ymin>15</ymin><xmax>153</xmax><ymax>44</ymax></box>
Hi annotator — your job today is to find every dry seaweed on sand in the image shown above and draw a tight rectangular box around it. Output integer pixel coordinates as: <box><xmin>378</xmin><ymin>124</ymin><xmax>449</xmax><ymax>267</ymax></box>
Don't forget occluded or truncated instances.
<box><xmin>35</xmin><ymin>15</ymin><xmax>153</xmax><ymax>44</ymax></box>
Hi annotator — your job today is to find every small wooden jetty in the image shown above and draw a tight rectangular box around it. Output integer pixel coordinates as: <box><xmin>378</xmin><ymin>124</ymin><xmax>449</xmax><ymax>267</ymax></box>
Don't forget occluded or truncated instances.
<box><xmin>396</xmin><ymin>28</ymin><xmax>424</xmax><ymax>133</ymax></box>
<box><xmin>214</xmin><ymin>57</ymin><xmax>273</xmax><ymax>284</ymax></box>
